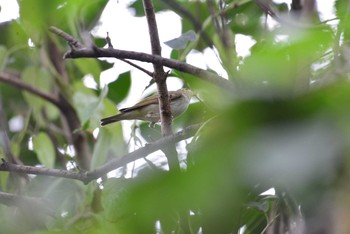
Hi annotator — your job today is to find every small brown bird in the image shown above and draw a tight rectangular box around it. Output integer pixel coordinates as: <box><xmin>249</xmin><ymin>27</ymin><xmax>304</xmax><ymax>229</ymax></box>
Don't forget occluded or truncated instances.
<box><xmin>100</xmin><ymin>88</ymin><xmax>194</xmax><ymax>126</ymax></box>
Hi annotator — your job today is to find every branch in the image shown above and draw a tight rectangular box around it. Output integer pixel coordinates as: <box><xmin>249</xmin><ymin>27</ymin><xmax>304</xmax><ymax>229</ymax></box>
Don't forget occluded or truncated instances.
<box><xmin>0</xmin><ymin>71</ymin><xmax>61</xmax><ymax>108</ymax></box>
<box><xmin>49</xmin><ymin>27</ymin><xmax>235</xmax><ymax>91</ymax></box>
<box><xmin>142</xmin><ymin>0</ymin><xmax>179</xmax><ymax>173</ymax></box>
<box><xmin>89</xmin><ymin>123</ymin><xmax>200</xmax><ymax>178</ymax></box>
<box><xmin>143</xmin><ymin>0</ymin><xmax>173</xmax><ymax>135</ymax></box>
<box><xmin>0</xmin><ymin>70</ymin><xmax>90</xmax><ymax>170</ymax></box>
<box><xmin>49</xmin><ymin>26</ymin><xmax>84</xmax><ymax>50</ymax></box>
<box><xmin>0</xmin><ymin>124</ymin><xmax>201</xmax><ymax>183</ymax></box>
<box><xmin>119</xmin><ymin>58</ymin><xmax>154</xmax><ymax>77</ymax></box>
<box><xmin>0</xmin><ymin>160</ymin><xmax>90</xmax><ymax>183</ymax></box>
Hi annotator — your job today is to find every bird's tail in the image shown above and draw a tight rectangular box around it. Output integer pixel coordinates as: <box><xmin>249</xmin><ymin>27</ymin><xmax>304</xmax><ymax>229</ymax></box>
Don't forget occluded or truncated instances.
<box><xmin>100</xmin><ymin>114</ymin><xmax>123</xmax><ymax>126</ymax></box>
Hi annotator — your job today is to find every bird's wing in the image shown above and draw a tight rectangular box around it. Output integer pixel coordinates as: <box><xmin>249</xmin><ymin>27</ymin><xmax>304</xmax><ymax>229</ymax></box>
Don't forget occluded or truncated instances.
<box><xmin>119</xmin><ymin>91</ymin><xmax>182</xmax><ymax>112</ymax></box>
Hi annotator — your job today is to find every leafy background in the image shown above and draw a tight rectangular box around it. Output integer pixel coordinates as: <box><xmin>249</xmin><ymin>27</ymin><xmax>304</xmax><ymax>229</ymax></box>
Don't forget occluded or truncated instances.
<box><xmin>0</xmin><ymin>0</ymin><xmax>350</xmax><ymax>233</ymax></box>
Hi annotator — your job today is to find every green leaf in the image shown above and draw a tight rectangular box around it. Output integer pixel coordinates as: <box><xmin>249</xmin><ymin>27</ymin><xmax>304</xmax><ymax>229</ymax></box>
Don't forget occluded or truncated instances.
<box><xmin>74</xmin><ymin>58</ymin><xmax>102</xmax><ymax>84</ymax></box>
<box><xmin>0</xmin><ymin>20</ymin><xmax>28</xmax><ymax>49</ymax></box>
<box><xmin>248</xmin><ymin>201</ymin><xmax>269</xmax><ymax>213</ymax></box>
<box><xmin>107</xmin><ymin>71</ymin><xmax>131</xmax><ymax>105</ymax></box>
<box><xmin>139</xmin><ymin>122</ymin><xmax>161</xmax><ymax>142</ymax></box>
<box><xmin>0</xmin><ymin>171</ymin><xmax>9</xmax><ymax>191</ymax></box>
<box><xmin>227</xmin><ymin>1</ymin><xmax>263</xmax><ymax>38</ymax></box>
<box><xmin>21</xmin><ymin>66</ymin><xmax>57</xmax><ymax>124</ymax></box>
<box><xmin>164</xmin><ymin>30</ymin><xmax>196</xmax><ymax>50</ymax></box>
<box><xmin>78</xmin><ymin>0</ymin><xmax>109</xmax><ymax>30</ymax></box>
<box><xmin>0</xmin><ymin>46</ymin><xmax>7</xmax><ymax>71</ymax></box>
<box><xmin>26</xmin><ymin>177</ymin><xmax>84</xmax><ymax>215</ymax></box>
<box><xmin>91</xmin><ymin>125</ymin><xmax>125</xmax><ymax>169</ymax></box>
<box><xmin>91</xmin><ymin>128</ymin><xmax>112</xmax><ymax>169</ymax></box>
<box><xmin>102</xmin><ymin>178</ymin><xmax>130</xmax><ymax>221</ymax></box>
<box><xmin>73</xmin><ymin>85</ymin><xmax>108</xmax><ymax>128</ymax></box>
<box><xmin>33</xmin><ymin>132</ymin><xmax>55</xmax><ymax>168</ymax></box>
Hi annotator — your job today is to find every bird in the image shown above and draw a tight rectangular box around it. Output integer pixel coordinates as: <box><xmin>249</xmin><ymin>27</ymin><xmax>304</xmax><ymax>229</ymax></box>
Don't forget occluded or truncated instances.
<box><xmin>100</xmin><ymin>88</ymin><xmax>194</xmax><ymax>126</ymax></box>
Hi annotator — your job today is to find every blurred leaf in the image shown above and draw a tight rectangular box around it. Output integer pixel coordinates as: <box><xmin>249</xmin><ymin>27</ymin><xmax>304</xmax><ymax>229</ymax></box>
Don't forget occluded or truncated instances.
<box><xmin>19</xmin><ymin>0</ymin><xmax>63</xmax><ymax>43</ymax></box>
<box><xmin>275</xmin><ymin>2</ymin><xmax>289</xmax><ymax>12</ymax></box>
<box><xmin>179</xmin><ymin>1</ymin><xmax>214</xmax><ymax>51</ymax></box>
<box><xmin>74</xmin><ymin>59</ymin><xmax>102</xmax><ymax>84</ymax></box>
<box><xmin>335</xmin><ymin>0</ymin><xmax>349</xmax><ymax>20</ymax></box>
<box><xmin>78</xmin><ymin>0</ymin><xmax>108</xmax><ymax>30</ymax></box>
<box><xmin>240</xmin><ymin>27</ymin><xmax>332</xmax><ymax>94</ymax></box>
<box><xmin>33</xmin><ymin>132</ymin><xmax>55</xmax><ymax>168</ymax></box>
<box><xmin>248</xmin><ymin>201</ymin><xmax>269</xmax><ymax>213</ymax></box>
<box><xmin>27</xmin><ymin>177</ymin><xmax>83</xmax><ymax>215</ymax></box>
<box><xmin>19</xmin><ymin>145</ymin><xmax>39</xmax><ymax>166</ymax></box>
<box><xmin>19</xmin><ymin>0</ymin><xmax>107</xmax><ymax>43</ymax></box>
<box><xmin>227</xmin><ymin>2</ymin><xmax>263</xmax><ymax>38</ymax></box>
<box><xmin>21</xmin><ymin>66</ymin><xmax>56</xmax><ymax>125</ymax></box>
<box><xmin>107</xmin><ymin>71</ymin><xmax>131</xmax><ymax>105</ymax></box>
<box><xmin>173</xmin><ymin>101</ymin><xmax>210</xmax><ymax>131</ymax></box>
<box><xmin>139</xmin><ymin>122</ymin><xmax>161</xmax><ymax>142</ymax></box>
<box><xmin>0</xmin><ymin>20</ymin><xmax>28</xmax><ymax>47</ymax></box>
<box><xmin>73</xmin><ymin>85</ymin><xmax>108</xmax><ymax>127</ymax></box>
<box><xmin>99</xmin><ymin>59</ymin><xmax>114</xmax><ymax>71</ymax></box>
<box><xmin>102</xmin><ymin>178</ymin><xmax>130</xmax><ymax>222</ymax></box>
<box><xmin>0</xmin><ymin>172</ymin><xmax>9</xmax><ymax>191</ymax></box>
<box><xmin>0</xmin><ymin>46</ymin><xmax>8</xmax><ymax>70</ymax></box>
<box><xmin>90</xmin><ymin>124</ymin><xmax>125</xmax><ymax>169</ymax></box>
<box><xmin>241</xmin><ymin>205</ymin><xmax>267</xmax><ymax>234</ymax></box>
<box><xmin>142</xmin><ymin>78</ymin><xmax>155</xmax><ymax>93</ymax></box>
<box><xmin>335</xmin><ymin>0</ymin><xmax>350</xmax><ymax>41</ymax></box>
<box><xmin>164</xmin><ymin>30</ymin><xmax>196</xmax><ymax>50</ymax></box>
<box><xmin>94</xmin><ymin>37</ymin><xmax>107</xmax><ymax>48</ymax></box>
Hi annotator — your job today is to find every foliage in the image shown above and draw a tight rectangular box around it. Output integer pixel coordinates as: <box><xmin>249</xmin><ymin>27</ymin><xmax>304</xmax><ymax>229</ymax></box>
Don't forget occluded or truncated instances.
<box><xmin>0</xmin><ymin>0</ymin><xmax>350</xmax><ymax>233</ymax></box>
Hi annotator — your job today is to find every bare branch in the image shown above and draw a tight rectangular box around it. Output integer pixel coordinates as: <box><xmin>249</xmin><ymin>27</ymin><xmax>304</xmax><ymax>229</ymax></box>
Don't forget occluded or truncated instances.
<box><xmin>0</xmin><ymin>160</ymin><xmax>89</xmax><ymax>183</ymax></box>
<box><xmin>49</xmin><ymin>27</ymin><xmax>235</xmax><ymax>91</ymax></box>
<box><xmin>67</xmin><ymin>47</ymin><xmax>234</xmax><ymax>90</ymax></box>
<box><xmin>142</xmin><ymin>0</ymin><xmax>179</xmax><ymax>173</ymax></box>
<box><xmin>142</xmin><ymin>0</ymin><xmax>173</xmax><ymax>135</ymax></box>
<box><xmin>88</xmin><ymin>123</ymin><xmax>200</xmax><ymax>178</ymax></box>
<box><xmin>0</xmin><ymin>124</ymin><xmax>201</xmax><ymax>183</ymax></box>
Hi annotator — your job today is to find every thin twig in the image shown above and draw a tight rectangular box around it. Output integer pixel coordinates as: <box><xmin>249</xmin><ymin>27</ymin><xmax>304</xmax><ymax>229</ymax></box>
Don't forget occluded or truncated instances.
<box><xmin>49</xmin><ymin>26</ymin><xmax>85</xmax><ymax>50</ymax></box>
<box><xmin>106</xmin><ymin>32</ymin><xmax>113</xmax><ymax>48</ymax></box>
<box><xmin>119</xmin><ymin>58</ymin><xmax>154</xmax><ymax>77</ymax></box>
<box><xmin>104</xmin><ymin>32</ymin><xmax>153</xmax><ymax>77</ymax></box>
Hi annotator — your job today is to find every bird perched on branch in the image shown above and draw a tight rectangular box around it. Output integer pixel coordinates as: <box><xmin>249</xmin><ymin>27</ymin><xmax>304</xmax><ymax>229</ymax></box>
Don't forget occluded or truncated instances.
<box><xmin>100</xmin><ymin>88</ymin><xmax>194</xmax><ymax>126</ymax></box>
